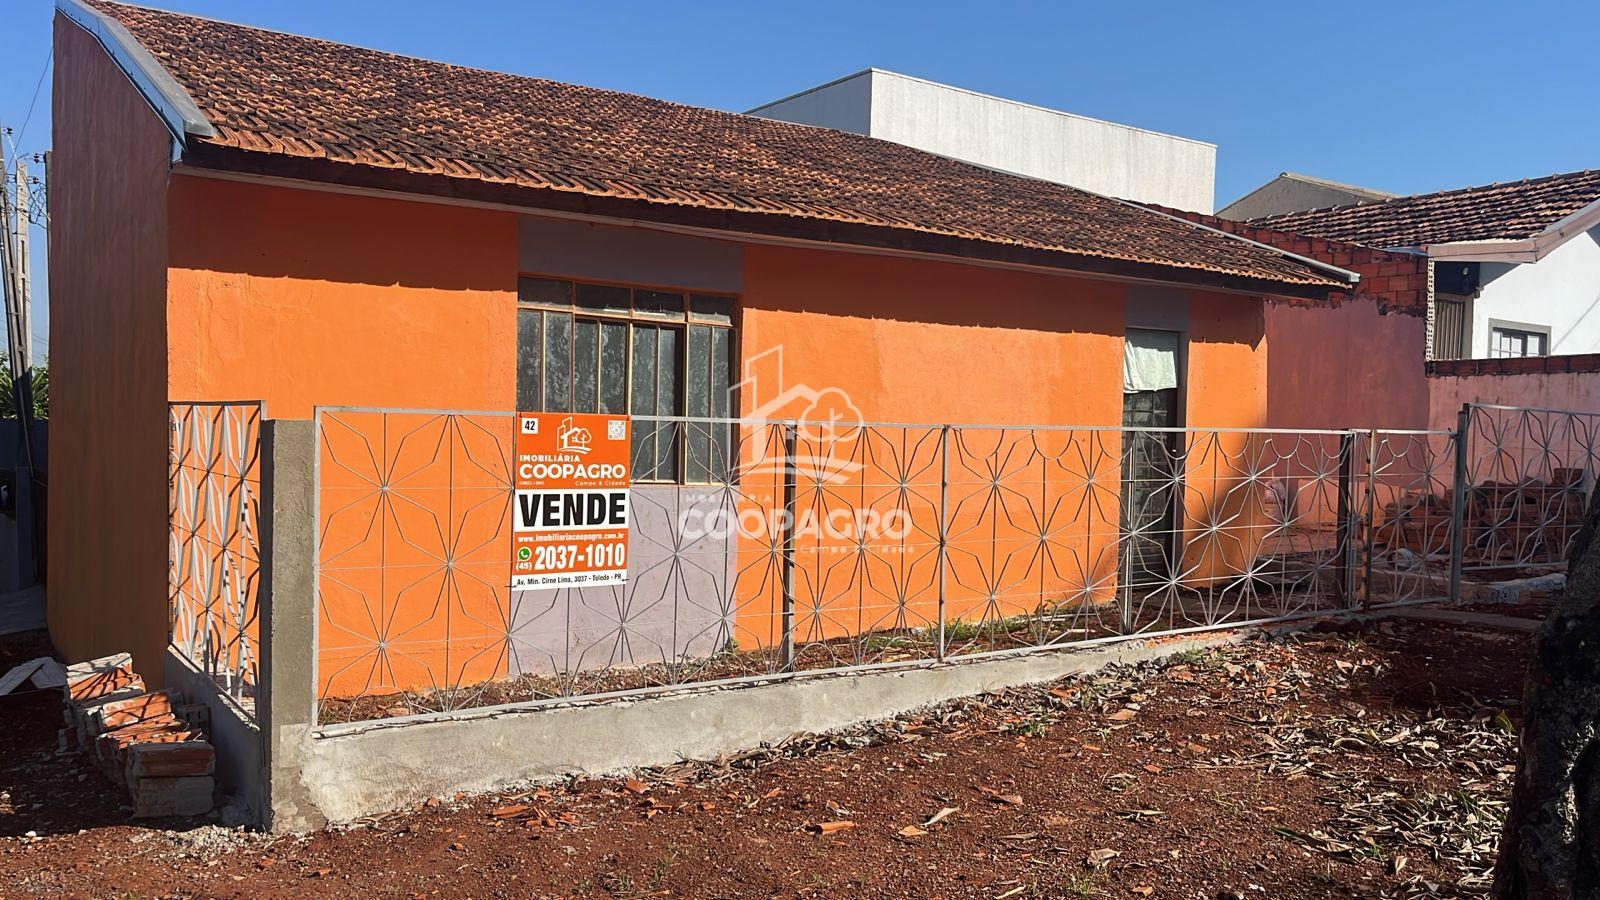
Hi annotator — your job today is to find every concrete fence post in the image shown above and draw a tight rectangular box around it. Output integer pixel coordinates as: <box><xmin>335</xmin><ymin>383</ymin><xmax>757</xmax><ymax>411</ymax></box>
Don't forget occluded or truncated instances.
<box><xmin>256</xmin><ymin>419</ymin><xmax>325</xmax><ymax>832</ymax></box>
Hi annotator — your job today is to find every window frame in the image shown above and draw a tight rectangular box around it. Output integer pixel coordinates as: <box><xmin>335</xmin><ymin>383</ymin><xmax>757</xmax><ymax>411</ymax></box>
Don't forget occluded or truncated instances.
<box><xmin>516</xmin><ymin>273</ymin><xmax>739</xmax><ymax>485</ymax></box>
<box><xmin>1487</xmin><ymin>319</ymin><xmax>1551</xmax><ymax>359</ymax></box>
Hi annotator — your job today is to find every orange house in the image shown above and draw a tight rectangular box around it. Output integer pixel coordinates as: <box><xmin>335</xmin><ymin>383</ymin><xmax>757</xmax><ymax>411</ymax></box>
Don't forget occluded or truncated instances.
<box><xmin>50</xmin><ymin>0</ymin><xmax>1362</xmax><ymax>694</ymax></box>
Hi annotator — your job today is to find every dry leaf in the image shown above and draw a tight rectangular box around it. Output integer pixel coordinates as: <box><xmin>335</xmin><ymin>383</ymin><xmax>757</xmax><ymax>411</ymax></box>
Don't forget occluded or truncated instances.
<box><xmin>924</xmin><ymin>806</ymin><xmax>960</xmax><ymax>827</ymax></box>
<box><xmin>1086</xmin><ymin>847</ymin><xmax>1120</xmax><ymax>867</ymax></box>
<box><xmin>810</xmin><ymin>820</ymin><xmax>855</xmax><ymax>835</ymax></box>
<box><xmin>622</xmin><ymin>778</ymin><xmax>650</xmax><ymax>795</ymax></box>
<box><xmin>491</xmin><ymin>803</ymin><xmax>532</xmax><ymax>819</ymax></box>
<box><xmin>897</xmin><ymin>825</ymin><xmax>928</xmax><ymax>837</ymax></box>
<box><xmin>1131</xmin><ymin>887</ymin><xmax>1154</xmax><ymax>896</ymax></box>
<box><xmin>1108</xmin><ymin>708</ymin><xmax>1138</xmax><ymax>722</ymax></box>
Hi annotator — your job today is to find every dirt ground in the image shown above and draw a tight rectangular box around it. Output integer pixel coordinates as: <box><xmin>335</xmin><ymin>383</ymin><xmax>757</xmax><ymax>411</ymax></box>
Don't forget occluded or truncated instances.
<box><xmin>0</xmin><ymin>616</ymin><xmax>1530</xmax><ymax>899</ymax></box>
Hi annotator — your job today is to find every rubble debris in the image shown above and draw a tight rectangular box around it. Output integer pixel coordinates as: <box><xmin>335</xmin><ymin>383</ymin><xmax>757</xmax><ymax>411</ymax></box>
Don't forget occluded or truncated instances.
<box><xmin>0</xmin><ymin>656</ymin><xmax>66</xmax><ymax>694</ymax></box>
<box><xmin>59</xmin><ymin>653</ymin><xmax>215</xmax><ymax>819</ymax></box>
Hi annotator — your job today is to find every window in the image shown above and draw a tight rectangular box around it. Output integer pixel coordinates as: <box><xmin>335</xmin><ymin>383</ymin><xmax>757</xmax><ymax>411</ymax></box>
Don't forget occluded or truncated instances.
<box><xmin>516</xmin><ymin>277</ymin><xmax>735</xmax><ymax>483</ymax></box>
<box><xmin>1489</xmin><ymin>324</ymin><xmax>1549</xmax><ymax>359</ymax></box>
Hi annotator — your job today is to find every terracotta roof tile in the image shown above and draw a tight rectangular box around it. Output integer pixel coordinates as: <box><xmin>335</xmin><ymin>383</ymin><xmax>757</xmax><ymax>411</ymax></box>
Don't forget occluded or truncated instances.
<box><xmin>88</xmin><ymin>1</ymin><xmax>1345</xmax><ymax>293</ymax></box>
<box><xmin>1248</xmin><ymin>169</ymin><xmax>1600</xmax><ymax>249</ymax></box>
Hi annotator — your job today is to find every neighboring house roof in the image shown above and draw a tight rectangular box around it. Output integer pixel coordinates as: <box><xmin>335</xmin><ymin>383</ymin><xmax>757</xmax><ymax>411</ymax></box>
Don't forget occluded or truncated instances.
<box><xmin>1218</xmin><ymin>172</ymin><xmax>1395</xmax><ymax>221</ymax></box>
<box><xmin>66</xmin><ymin>0</ymin><xmax>1351</xmax><ymax>297</ymax></box>
<box><xmin>1250</xmin><ymin>169</ymin><xmax>1600</xmax><ymax>256</ymax></box>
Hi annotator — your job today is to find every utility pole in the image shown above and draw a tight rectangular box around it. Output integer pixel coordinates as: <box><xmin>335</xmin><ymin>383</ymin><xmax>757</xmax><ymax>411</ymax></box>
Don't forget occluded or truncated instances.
<box><xmin>14</xmin><ymin>159</ymin><xmax>30</xmax><ymax>372</ymax></box>
<box><xmin>0</xmin><ymin>124</ymin><xmax>38</xmax><ymax>587</ymax></box>
<box><xmin>0</xmin><ymin>132</ymin><xmax>33</xmax><ymax>426</ymax></box>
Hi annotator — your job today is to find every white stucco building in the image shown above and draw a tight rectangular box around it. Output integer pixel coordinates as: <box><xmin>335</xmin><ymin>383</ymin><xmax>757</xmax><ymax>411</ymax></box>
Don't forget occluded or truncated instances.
<box><xmin>1218</xmin><ymin>172</ymin><xmax>1396</xmax><ymax>221</ymax></box>
<box><xmin>1243</xmin><ymin>169</ymin><xmax>1600</xmax><ymax>359</ymax></box>
<box><xmin>749</xmin><ymin>68</ymin><xmax>1217</xmax><ymax>213</ymax></box>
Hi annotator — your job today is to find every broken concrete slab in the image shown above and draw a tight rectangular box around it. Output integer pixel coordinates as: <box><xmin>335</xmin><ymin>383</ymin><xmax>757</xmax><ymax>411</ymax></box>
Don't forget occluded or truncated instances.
<box><xmin>131</xmin><ymin>775</ymin><xmax>214</xmax><ymax>818</ymax></box>
<box><xmin>0</xmin><ymin>656</ymin><xmax>65</xmax><ymax>695</ymax></box>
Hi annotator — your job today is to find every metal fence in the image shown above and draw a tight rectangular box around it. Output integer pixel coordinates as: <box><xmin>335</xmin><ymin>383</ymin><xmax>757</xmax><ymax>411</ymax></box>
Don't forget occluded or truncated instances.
<box><xmin>1453</xmin><ymin>403</ymin><xmax>1600</xmax><ymax>582</ymax></box>
<box><xmin>152</xmin><ymin>400</ymin><xmax>1590</xmax><ymax>730</ymax></box>
<box><xmin>167</xmin><ymin>402</ymin><xmax>264</xmax><ymax>715</ymax></box>
<box><xmin>306</xmin><ymin>408</ymin><xmax>1466</xmax><ymax>726</ymax></box>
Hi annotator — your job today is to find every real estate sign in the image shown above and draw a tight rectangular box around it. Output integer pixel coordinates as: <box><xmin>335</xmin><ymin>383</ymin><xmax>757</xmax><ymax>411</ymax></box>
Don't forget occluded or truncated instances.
<box><xmin>511</xmin><ymin>413</ymin><xmax>631</xmax><ymax>590</ymax></box>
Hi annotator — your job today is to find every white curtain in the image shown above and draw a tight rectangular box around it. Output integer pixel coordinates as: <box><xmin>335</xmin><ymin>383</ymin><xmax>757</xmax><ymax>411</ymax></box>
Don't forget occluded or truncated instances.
<box><xmin>1123</xmin><ymin>329</ymin><xmax>1180</xmax><ymax>393</ymax></box>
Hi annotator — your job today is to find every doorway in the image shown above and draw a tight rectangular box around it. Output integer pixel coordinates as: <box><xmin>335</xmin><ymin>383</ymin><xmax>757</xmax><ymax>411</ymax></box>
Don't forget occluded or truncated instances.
<box><xmin>1120</xmin><ymin>329</ymin><xmax>1183</xmax><ymax>586</ymax></box>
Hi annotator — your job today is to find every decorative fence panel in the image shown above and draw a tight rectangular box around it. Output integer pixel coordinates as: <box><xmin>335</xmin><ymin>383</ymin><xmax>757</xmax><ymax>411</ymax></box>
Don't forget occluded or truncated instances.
<box><xmin>1359</xmin><ymin>429</ymin><xmax>1458</xmax><ymax>607</ymax></box>
<box><xmin>310</xmin><ymin>409</ymin><xmax>1469</xmax><ymax>727</ymax></box>
<box><xmin>1456</xmin><ymin>403</ymin><xmax>1600</xmax><ymax>580</ymax></box>
<box><xmin>168</xmin><ymin>402</ymin><xmax>264</xmax><ymax>714</ymax></box>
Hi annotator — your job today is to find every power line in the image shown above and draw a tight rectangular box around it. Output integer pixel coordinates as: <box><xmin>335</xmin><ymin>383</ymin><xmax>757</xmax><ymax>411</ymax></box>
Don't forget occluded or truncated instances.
<box><xmin>10</xmin><ymin>50</ymin><xmax>52</xmax><ymax>157</ymax></box>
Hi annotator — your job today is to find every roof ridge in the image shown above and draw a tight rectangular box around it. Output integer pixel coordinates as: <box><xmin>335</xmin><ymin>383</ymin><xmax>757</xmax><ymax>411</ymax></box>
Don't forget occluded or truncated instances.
<box><xmin>1255</xmin><ymin>167</ymin><xmax>1600</xmax><ymax>224</ymax></box>
<box><xmin>83</xmin><ymin>0</ymin><xmax>857</xmax><ymax>137</ymax></box>
<box><xmin>82</xmin><ymin>0</ymin><xmax>1349</xmax><ymax>293</ymax></box>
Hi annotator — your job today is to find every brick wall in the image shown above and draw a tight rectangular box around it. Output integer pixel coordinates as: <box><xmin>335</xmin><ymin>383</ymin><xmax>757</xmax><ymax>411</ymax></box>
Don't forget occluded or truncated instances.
<box><xmin>1426</xmin><ymin>353</ymin><xmax>1600</xmax><ymax>377</ymax></box>
<box><xmin>1149</xmin><ymin>205</ymin><xmax>1430</xmax><ymax>315</ymax></box>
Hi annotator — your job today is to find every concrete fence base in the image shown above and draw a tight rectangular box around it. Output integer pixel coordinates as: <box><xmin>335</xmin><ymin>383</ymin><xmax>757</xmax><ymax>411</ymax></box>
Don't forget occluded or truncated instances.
<box><xmin>247</xmin><ymin>419</ymin><xmax>1333</xmax><ymax>831</ymax></box>
<box><xmin>266</xmin><ymin>627</ymin><xmax>1268</xmax><ymax>831</ymax></box>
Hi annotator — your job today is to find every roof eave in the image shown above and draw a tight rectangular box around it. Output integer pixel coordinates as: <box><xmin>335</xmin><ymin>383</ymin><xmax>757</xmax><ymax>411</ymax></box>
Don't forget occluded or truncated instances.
<box><xmin>1425</xmin><ymin>197</ymin><xmax>1600</xmax><ymax>263</ymax></box>
<box><xmin>177</xmin><ymin>144</ymin><xmax>1344</xmax><ymax>301</ymax></box>
<box><xmin>1118</xmin><ymin>194</ymin><xmax>1359</xmax><ymax>286</ymax></box>
<box><xmin>57</xmin><ymin>0</ymin><xmax>215</xmax><ymax>145</ymax></box>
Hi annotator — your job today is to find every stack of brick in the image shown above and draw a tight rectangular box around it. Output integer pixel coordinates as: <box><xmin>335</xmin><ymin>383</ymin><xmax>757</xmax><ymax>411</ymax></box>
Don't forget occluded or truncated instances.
<box><xmin>60</xmin><ymin>654</ymin><xmax>216</xmax><ymax>818</ymax></box>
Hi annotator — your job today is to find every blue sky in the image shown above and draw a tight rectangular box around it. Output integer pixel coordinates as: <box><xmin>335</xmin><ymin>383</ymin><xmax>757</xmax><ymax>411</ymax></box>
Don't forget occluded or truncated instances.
<box><xmin>3</xmin><ymin>0</ymin><xmax>1596</xmax><ymax>355</ymax></box>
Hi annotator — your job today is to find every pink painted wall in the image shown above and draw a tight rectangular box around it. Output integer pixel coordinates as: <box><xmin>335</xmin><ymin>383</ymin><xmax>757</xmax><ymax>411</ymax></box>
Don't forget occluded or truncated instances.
<box><xmin>1429</xmin><ymin>370</ymin><xmax>1600</xmax><ymax>431</ymax></box>
<box><xmin>1265</xmin><ymin>299</ymin><xmax>1429</xmax><ymax>430</ymax></box>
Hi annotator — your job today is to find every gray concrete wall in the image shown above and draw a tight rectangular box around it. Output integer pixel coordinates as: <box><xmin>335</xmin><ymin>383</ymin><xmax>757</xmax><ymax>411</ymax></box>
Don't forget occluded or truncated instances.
<box><xmin>506</xmin><ymin>485</ymin><xmax>736</xmax><ymax>676</ymax></box>
<box><xmin>164</xmin><ymin>648</ymin><xmax>263</xmax><ymax>820</ymax></box>
<box><xmin>275</xmin><ymin>629</ymin><xmax>1260</xmax><ymax>829</ymax></box>
<box><xmin>752</xmin><ymin>69</ymin><xmax>1216</xmax><ymax>213</ymax></box>
<box><xmin>1218</xmin><ymin>174</ymin><xmax>1393</xmax><ymax>221</ymax></box>
<box><xmin>0</xmin><ymin>419</ymin><xmax>48</xmax><ymax>472</ymax></box>
<box><xmin>748</xmin><ymin>69</ymin><xmax>875</xmax><ymax>136</ymax></box>
<box><xmin>518</xmin><ymin>216</ymin><xmax>745</xmax><ymax>294</ymax></box>
<box><xmin>0</xmin><ymin>419</ymin><xmax>47</xmax><ymax>593</ymax></box>
<box><xmin>258</xmin><ymin>420</ymin><xmax>327</xmax><ymax>832</ymax></box>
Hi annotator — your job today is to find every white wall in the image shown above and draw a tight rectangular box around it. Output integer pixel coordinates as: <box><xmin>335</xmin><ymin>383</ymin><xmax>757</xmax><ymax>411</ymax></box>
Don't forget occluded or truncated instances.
<box><xmin>750</xmin><ymin>69</ymin><xmax>1216</xmax><ymax>213</ymax></box>
<box><xmin>1470</xmin><ymin>226</ymin><xmax>1600</xmax><ymax>357</ymax></box>
<box><xmin>748</xmin><ymin>70</ymin><xmax>874</xmax><ymax>136</ymax></box>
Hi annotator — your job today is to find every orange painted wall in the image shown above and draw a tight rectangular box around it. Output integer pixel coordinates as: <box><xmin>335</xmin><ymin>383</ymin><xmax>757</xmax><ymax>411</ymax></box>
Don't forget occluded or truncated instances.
<box><xmin>47</xmin><ymin>17</ymin><xmax>176</xmax><ymax>681</ymax></box>
<box><xmin>165</xmin><ymin>178</ymin><xmax>518</xmax><ymax>697</ymax></box>
<box><xmin>166</xmin><ymin>177</ymin><xmax>518</xmax><ymax>417</ymax></box>
<box><xmin>1179</xmin><ymin>291</ymin><xmax>1272</xmax><ymax>582</ymax></box>
<box><xmin>736</xmin><ymin>246</ymin><xmax>1134</xmax><ymax>647</ymax></box>
<box><xmin>164</xmin><ymin>189</ymin><xmax>1276</xmax><ymax>693</ymax></box>
<box><xmin>1185</xmin><ymin>291</ymin><xmax>1268</xmax><ymax>429</ymax></box>
<box><xmin>739</xmin><ymin>245</ymin><xmax>1126</xmax><ymax>426</ymax></box>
